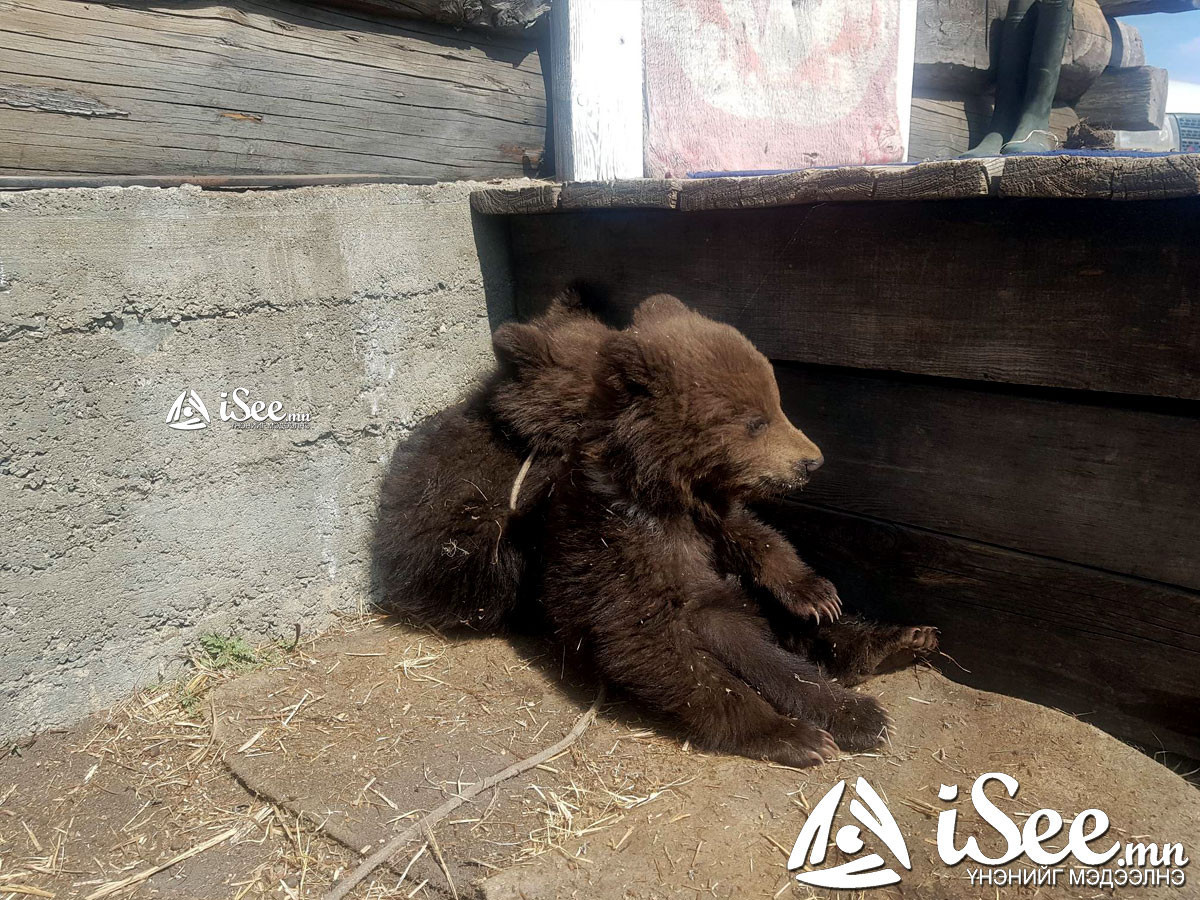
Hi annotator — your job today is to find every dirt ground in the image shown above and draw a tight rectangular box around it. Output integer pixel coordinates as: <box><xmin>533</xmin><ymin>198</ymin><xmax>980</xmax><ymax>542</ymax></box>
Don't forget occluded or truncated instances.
<box><xmin>3</xmin><ymin>615</ymin><xmax>1198</xmax><ymax>900</ymax></box>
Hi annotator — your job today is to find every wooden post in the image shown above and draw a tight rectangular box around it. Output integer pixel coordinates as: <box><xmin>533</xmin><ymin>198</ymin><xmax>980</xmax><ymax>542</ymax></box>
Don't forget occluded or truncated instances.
<box><xmin>1076</xmin><ymin>65</ymin><xmax>1168</xmax><ymax>131</ymax></box>
<box><xmin>898</xmin><ymin>0</ymin><xmax>919</xmax><ymax>160</ymax></box>
<box><xmin>550</xmin><ymin>0</ymin><xmax>645</xmax><ymax>181</ymax></box>
<box><xmin>1107</xmin><ymin>18</ymin><xmax>1146</xmax><ymax>68</ymax></box>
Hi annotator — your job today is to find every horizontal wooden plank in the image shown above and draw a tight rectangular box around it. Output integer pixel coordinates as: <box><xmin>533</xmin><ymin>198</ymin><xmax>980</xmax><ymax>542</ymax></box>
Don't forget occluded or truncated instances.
<box><xmin>314</xmin><ymin>0</ymin><xmax>549</xmax><ymax>33</ymax></box>
<box><xmin>0</xmin><ymin>0</ymin><xmax>545</xmax><ymax>179</ymax></box>
<box><xmin>509</xmin><ymin>197</ymin><xmax>1200</xmax><ymax>399</ymax></box>
<box><xmin>470</xmin><ymin>183</ymin><xmax>561</xmax><ymax>214</ymax></box>
<box><xmin>0</xmin><ymin>173</ymin><xmax>437</xmax><ymax>190</ymax></box>
<box><xmin>678</xmin><ymin>166</ymin><xmax>878</xmax><ymax>210</ymax></box>
<box><xmin>762</xmin><ymin>501</ymin><xmax>1200</xmax><ymax>758</ymax></box>
<box><xmin>472</xmin><ymin>155</ymin><xmax>1200</xmax><ymax>212</ymax></box>
<box><xmin>776</xmin><ymin>365</ymin><xmax>1200</xmax><ymax>589</ymax></box>
<box><xmin>1000</xmin><ymin>154</ymin><xmax>1200</xmax><ymax>199</ymax></box>
<box><xmin>559</xmin><ymin>179</ymin><xmax>681</xmax><ymax>210</ymax></box>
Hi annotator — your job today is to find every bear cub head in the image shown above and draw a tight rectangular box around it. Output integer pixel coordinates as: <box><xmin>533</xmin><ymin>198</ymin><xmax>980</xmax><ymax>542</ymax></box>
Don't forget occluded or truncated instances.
<box><xmin>489</xmin><ymin>288</ymin><xmax>613</xmax><ymax>457</ymax></box>
<box><xmin>592</xmin><ymin>294</ymin><xmax>823</xmax><ymax>509</ymax></box>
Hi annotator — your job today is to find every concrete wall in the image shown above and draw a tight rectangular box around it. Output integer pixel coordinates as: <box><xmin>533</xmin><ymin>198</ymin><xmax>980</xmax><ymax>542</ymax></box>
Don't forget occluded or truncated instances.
<box><xmin>0</xmin><ymin>182</ymin><xmax>513</xmax><ymax>740</ymax></box>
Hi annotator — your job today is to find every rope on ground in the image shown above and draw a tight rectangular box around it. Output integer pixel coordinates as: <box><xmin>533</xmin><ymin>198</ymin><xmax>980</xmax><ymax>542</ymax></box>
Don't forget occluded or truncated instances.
<box><xmin>322</xmin><ymin>688</ymin><xmax>605</xmax><ymax>900</ymax></box>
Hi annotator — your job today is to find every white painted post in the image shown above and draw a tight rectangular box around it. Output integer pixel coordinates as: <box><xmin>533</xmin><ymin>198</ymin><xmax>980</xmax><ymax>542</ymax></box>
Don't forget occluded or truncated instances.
<box><xmin>897</xmin><ymin>0</ymin><xmax>919</xmax><ymax>161</ymax></box>
<box><xmin>550</xmin><ymin>0</ymin><xmax>644</xmax><ymax>181</ymax></box>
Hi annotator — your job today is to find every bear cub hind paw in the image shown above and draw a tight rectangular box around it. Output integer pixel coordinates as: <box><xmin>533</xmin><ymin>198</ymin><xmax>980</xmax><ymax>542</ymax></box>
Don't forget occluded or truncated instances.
<box><xmin>826</xmin><ymin>693</ymin><xmax>891</xmax><ymax>753</ymax></box>
<box><xmin>901</xmin><ymin>625</ymin><xmax>939</xmax><ymax>654</ymax></box>
<box><xmin>761</xmin><ymin>721</ymin><xmax>840</xmax><ymax>768</ymax></box>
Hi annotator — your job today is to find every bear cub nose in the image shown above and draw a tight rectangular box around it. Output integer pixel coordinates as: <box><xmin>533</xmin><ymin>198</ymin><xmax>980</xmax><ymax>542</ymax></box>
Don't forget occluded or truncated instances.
<box><xmin>796</xmin><ymin>456</ymin><xmax>824</xmax><ymax>476</ymax></box>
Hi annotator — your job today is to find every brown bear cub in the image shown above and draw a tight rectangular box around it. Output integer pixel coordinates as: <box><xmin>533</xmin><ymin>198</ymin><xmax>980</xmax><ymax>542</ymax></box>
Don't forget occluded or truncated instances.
<box><xmin>498</xmin><ymin>295</ymin><xmax>938</xmax><ymax>767</ymax></box>
<box><xmin>378</xmin><ymin>291</ymin><xmax>937</xmax><ymax>766</ymax></box>
<box><xmin>373</xmin><ymin>291</ymin><xmax>612</xmax><ymax>630</ymax></box>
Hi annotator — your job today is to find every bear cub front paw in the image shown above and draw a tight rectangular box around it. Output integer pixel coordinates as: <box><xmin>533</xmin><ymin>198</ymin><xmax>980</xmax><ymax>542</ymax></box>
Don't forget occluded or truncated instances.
<box><xmin>760</xmin><ymin>561</ymin><xmax>842</xmax><ymax>623</ymax></box>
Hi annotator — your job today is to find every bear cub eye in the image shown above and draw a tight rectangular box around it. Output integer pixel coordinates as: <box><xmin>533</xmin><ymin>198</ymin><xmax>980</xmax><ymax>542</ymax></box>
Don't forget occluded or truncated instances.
<box><xmin>747</xmin><ymin>416</ymin><xmax>769</xmax><ymax>436</ymax></box>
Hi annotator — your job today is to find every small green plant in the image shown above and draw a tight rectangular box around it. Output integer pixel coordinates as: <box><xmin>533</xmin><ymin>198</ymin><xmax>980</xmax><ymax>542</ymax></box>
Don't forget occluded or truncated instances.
<box><xmin>196</xmin><ymin>632</ymin><xmax>266</xmax><ymax>672</ymax></box>
<box><xmin>175</xmin><ymin>681</ymin><xmax>202</xmax><ymax>714</ymax></box>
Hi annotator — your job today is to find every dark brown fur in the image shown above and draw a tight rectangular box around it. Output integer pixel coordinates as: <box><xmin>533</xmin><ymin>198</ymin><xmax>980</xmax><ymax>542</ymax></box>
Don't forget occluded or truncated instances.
<box><xmin>516</xmin><ymin>296</ymin><xmax>939</xmax><ymax>766</ymax></box>
<box><xmin>373</xmin><ymin>292</ymin><xmax>612</xmax><ymax>630</ymax></box>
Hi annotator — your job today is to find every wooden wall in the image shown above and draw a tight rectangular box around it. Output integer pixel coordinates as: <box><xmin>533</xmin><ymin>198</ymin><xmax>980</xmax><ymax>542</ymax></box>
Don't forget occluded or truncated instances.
<box><xmin>0</xmin><ymin>0</ymin><xmax>547</xmax><ymax>179</ymax></box>
<box><xmin>506</xmin><ymin>197</ymin><xmax>1200</xmax><ymax>759</ymax></box>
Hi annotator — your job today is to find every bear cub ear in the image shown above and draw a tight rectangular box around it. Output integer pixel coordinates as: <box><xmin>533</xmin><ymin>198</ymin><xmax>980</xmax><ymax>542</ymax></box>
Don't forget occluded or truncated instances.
<box><xmin>599</xmin><ymin>332</ymin><xmax>659</xmax><ymax>401</ymax></box>
<box><xmin>632</xmin><ymin>294</ymin><xmax>689</xmax><ymax>327</ymax></box>
<box><xmin>493</xmin><ymin>322</ymin><xmax>553</xmax><ymax>373</ymax></box>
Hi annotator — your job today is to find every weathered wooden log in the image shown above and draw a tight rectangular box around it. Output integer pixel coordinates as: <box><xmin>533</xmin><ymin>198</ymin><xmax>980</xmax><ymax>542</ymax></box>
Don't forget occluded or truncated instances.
<box><xmin>908</xmin><ymin>94</ymin><xmax>1078</xmax><ymax>160</ymax></box>
<box><xmin>0</xmin><ymin>0</ymin><xmax>546</xmax><ymax>179</ymax></box>
<box><xmin>1076</xmin><ymin>65</ymin><xmax>1168</xmax><ymax>131</ymax></box>
<box><xmin>1107</xmin><ymin>17</ymin><xmax>1145</xmax><ymax>68</ymax></box>
<box><xmin>1099</xmin><ymin>0</ymin><xmax>1200</xmax><ymax>14</ymax></box>
<box><xmin>914</xmin><ymin>0</ymin><xmax>1111</xmax><ymax>101</ymax></box>
<box><xmin>315</xmin><ymin>0</ymin><xmax>550</xmax><ymax>33</ymax></box>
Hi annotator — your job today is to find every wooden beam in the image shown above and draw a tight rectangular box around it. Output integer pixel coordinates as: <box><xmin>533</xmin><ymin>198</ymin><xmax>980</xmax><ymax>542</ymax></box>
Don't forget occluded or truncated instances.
<box><xmin>0</xmin><ymin>0</ymin><xmax>545</xmax><ymax>179</ymax></box>
<box><xmin>1107</xmin><ymin>17</ymin><xmax>1146</xmax><ymax>68</ymax></box>
<box><xmin>471</xmin><ymin>155</ymin><xmax>1200</xmax><ymax>211</ymax></box>
<box><xmin>470</xmin><ymin>183</ymin><xmax>561</xmax><ymax>215</ymax></box>
<box><xmin>1099</xmin><ymin>0</ymin><xmax>1200</xmax><ymax>14</ymax></box>
<box><xmin>998</xmin><ymin>154</ymin><xmax>1200</xmax><ymax>199</ymax></box>
<box><xmin>559</xmin><ymin>179</ymin><xmax>681</xmax><ymax>210</ymax></box>
<box><xmin>775</xmin><ymin>364</ymin><xmax>1200</xmax><ymax>590</ymax></box>
<box><xmin>763</xmin><ymin>501</ymin><xmax>1200</xmax><ymax>759</ymax></box>
<box><xmin>1076</xmin><ymin>66</ymin><xmax>1169</xmax><ymax>131</ymax></box>
<box><xmin>508</xmin><ymin>196</ymin><xmax>1200</xmax><ymax>399</ymax></box>
<box><xmin>313</xmin><ymin>0</ymin><xmax>550</xmax><ymax>33</ymax></box>
<box><xmin>550</xmin><ymin>0</ymin><xmax>644</xmax><ymax>181</ymax></box>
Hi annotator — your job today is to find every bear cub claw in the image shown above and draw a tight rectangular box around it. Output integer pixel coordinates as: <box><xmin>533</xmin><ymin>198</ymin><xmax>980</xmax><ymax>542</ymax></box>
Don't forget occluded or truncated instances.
<box><xmin>767</xmin><ymin>573</ymin><xmax>842</xmax><ymax>624</ymax></box>
<box><xmin>766</xmin><ymin>721</ymin><xmax>841</xmax><ymax>768</ymax></box>
<box><xmin>901</xmin><ymin>626</ymin><xmax>940</xmax><ymax>654</ymax></box>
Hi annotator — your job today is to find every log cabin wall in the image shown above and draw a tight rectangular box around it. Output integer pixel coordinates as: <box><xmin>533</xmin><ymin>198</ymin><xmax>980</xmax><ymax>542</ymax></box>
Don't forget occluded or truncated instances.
<box><xmin>481</xmin><ymin>166</ymin><xmax>1200</xmax><ymax>761</ymax></box>
<box><xmin>0</xmin><ymin>0</ymin><xmax>548</xmax><ymax>180</ymax></box>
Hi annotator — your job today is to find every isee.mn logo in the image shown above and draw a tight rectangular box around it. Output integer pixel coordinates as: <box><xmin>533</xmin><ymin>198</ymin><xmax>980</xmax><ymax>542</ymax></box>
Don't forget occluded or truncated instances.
<box><xmin>164</xmin><ymin>387</ymin><xmax>311</xmax><ymax>432</ymax></box>
<box><xmin>165</xmin><ymin>389</ymin><xmax>211</xmax><ymax>431</ymax></box>
<box><xmin>788</xmin><ymin>772</ymin><xmax>1188</xmax><ymax>891</ymax></box>
<box><xmin>788</xmin><ymin>777</ymin><xmax>911</xmax><ymax>889</ymax></box>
